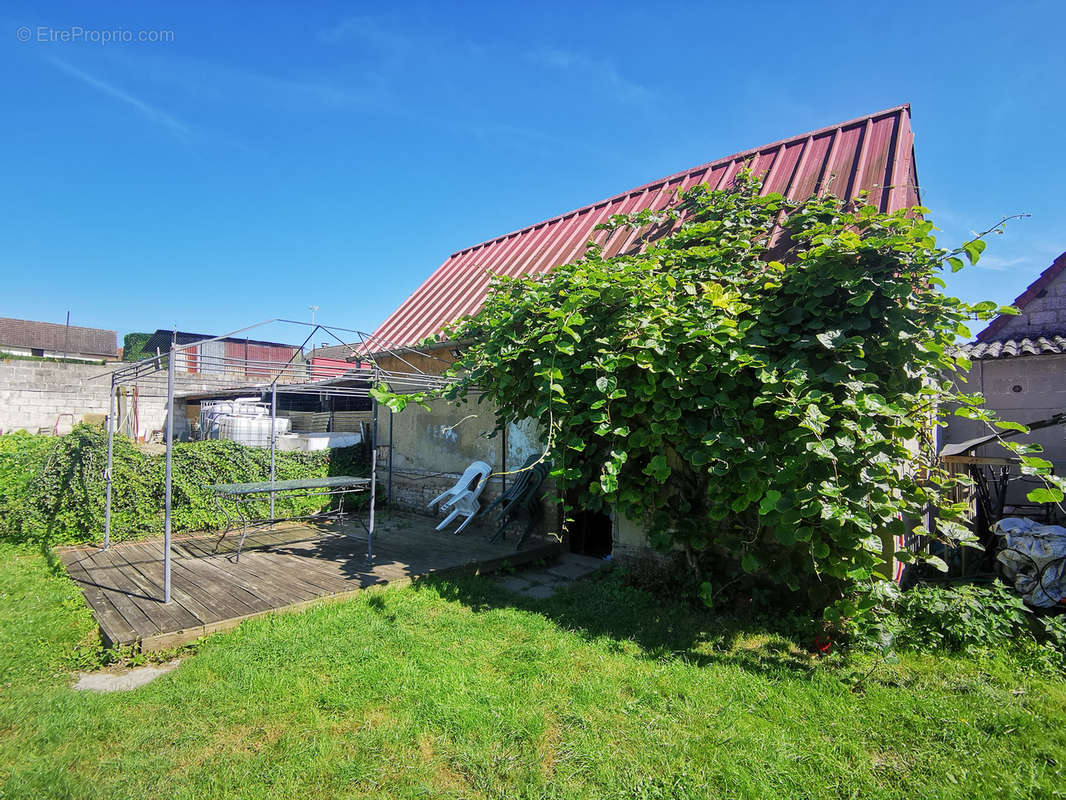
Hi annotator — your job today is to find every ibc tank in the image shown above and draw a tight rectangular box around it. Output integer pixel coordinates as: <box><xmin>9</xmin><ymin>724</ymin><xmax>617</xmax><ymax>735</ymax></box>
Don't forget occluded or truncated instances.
<box><xmin>215</xmin><ymin>414</ymin><xmax>291</xmax><ymax>447</ymax></box>
<box><xmin>199</xmin><ymin>399</ymin><xmax>289</xmax><ymax>447</ymax></box>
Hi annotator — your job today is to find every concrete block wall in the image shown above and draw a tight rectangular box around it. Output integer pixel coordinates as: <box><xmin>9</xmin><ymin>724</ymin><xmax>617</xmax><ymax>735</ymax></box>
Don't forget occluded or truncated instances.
<box><xmin>0</xmin><ymin>361</ymin><xmax>113</xmax><ymax>434</ymax></box>
<box><xmin>943</xmin><ymin>352</ymin><xmax>1066</xmax><ymax>504</ymax></box>
<box><xmin>993</xmin><ymin>265</ymin><xmax>1066</xmax><ymax>339</ymax></box>
<box><xmin>0</xmin><ymin>360</ymin><xmax>241</xmax><ymax>437</ymax></box>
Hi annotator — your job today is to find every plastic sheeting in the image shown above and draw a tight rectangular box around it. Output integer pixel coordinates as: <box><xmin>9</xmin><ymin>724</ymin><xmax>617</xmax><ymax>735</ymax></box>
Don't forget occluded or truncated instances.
<box><xmin>994</xmin><ymin>517</ymin><xmax>1066</xmax><ymax>607</ymax></box>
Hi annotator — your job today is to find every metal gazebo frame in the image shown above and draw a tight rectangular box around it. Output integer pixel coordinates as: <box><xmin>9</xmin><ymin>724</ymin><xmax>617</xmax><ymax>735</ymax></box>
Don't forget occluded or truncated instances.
<box><xmin>100</xmin><ymin>319</ymin><xmax>454</xmax><ymax>603</ymax></box>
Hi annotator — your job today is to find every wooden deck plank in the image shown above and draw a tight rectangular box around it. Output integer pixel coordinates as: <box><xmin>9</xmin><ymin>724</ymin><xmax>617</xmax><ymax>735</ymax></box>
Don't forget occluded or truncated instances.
<box><xmin>274</xmin><ymin>540</ymin><xmax>410</xmax><ymax>585</ymax></box>
<box><xmin>108</xmin><ymin>540</ymin><xmax>280</xmax><ymax>622</ymax></box>
<box><xmin>172</xmin><ymin>552</ymin><xmax>306</xmax><ymax>611</ymax></box>
<box><xmin>59</xmin><ymin>553</ymin><xmax>140</xmax><ymax>646</ymax></box>
<box><xmin>162</xmin><ymin>555</ymin><xmax>261</xmax><ymax>622</ymax></box>
<box><xmin>91</xmin><ymin>546</ymin><xmax>204</xmax><ymax>634</ymax></box>
<box><xmin>58</xmin><ymin>510</ymin><xmax>561</xmax><ymax>651</ymax></box>
<box><xmin>247</xmin><ymin>547</ymin><xmax>361</xmax><ymax>595</ymax></box>
<box><xmin>108</xmin><ymin>543</ymin><xmax>221</xmax><ymax>627</ymax></box>
<box><xmin>223</xmin><ymin>551</ymin><xmax>344</xmax><ymax>600</ymax></box>
<box><xmin>165</xmin><ymin>555</ymin><xmax>279</xmax><ymax>621</ymax></box>
<box><xmin>75</xmin><ymin>548</ymin><xmax>165</xmax><ymax>638</ymax></box>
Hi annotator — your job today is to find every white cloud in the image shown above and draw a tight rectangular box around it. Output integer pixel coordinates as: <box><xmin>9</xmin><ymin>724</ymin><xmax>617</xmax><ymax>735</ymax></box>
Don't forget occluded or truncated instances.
<box><xmin>973</xmin><ymin>255</ymin><xmax>1029</xmax><ymax>271</ymax></box>
<box><xmin>318</xmin><ymin>15</ymin><xmax>412</xmax><ymax>68</ymax></box>
<box><xmin>44</xmin><ymin>55</ymin><xmax>191</xmax><ymax>138</ymax></box>
<box><xmin>526</xmin><ymin>47</ymin><xmax>654</xmax><ymax>107</ymax></box>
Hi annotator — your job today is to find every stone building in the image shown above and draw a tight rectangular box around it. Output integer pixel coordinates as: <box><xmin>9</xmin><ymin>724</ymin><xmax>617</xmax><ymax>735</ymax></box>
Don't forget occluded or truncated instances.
<box><xmin>949</xmin><ymin>251</ymin><xmax>1066</xmax><ymax>476</ymax></box>
<box><xmin>368</xmin><ymin>105</ymin><xmax>922</xmax><ymax>561</ymax></box>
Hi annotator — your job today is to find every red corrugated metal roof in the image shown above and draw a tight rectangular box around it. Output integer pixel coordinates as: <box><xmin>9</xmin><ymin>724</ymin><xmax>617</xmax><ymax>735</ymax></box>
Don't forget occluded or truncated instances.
<box><xmin>372</xmin><ymin>105</ymin><xmax>920</xmax><ymax>348</ymax></box>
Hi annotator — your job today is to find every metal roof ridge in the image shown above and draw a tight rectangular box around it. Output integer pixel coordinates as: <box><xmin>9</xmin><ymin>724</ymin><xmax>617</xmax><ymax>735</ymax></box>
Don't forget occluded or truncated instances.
<box><xmin>447</xmin><ymin>104</ymin><xmax>913</xmax><ymax>259</ymax></box>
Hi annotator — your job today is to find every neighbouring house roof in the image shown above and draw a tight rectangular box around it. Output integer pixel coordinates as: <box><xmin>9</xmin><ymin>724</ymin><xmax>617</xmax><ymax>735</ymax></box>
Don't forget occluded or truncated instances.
<box><xmin>372</xmin><ymin>104</ymin><xmax>920</xmax><ymax>348</ymax></box>
<box><xmin>308</xmin><ymin>344</ymin><xmax>361</xmax><ymax>361</ymax></box>
<box><xmin>0</xmin><ymin>316</ymin><xmax>117</xmax><ymax>357</ymax></box>
<box><xmin>976</xmin><ymin>251</ymin><xmax>1066</xmax><ymax>342</ymax></box>
<box><xmin>961</xmin><ymin>335</ymin><xmax>1066</xmax><ymax>360</ymax></box>
<box><xmin>142</xmin><ymin>329</ymin><xmax>300</xmax><ymax>354</ymax></box>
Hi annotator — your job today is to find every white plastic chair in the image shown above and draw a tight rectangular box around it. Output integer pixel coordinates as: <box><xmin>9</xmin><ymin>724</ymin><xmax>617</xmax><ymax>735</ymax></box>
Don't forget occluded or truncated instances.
<box><xmin>428</xmin><ymin>461</ymin><xmax>492</xmax><ymax>534</ymax></box>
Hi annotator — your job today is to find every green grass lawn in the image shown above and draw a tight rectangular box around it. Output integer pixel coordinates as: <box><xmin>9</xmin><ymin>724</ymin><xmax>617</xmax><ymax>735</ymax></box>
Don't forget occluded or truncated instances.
<box><xmin>0</xmin><ymin>542</ymin><xmax>1064</xmax><ymax>800</ymax></box>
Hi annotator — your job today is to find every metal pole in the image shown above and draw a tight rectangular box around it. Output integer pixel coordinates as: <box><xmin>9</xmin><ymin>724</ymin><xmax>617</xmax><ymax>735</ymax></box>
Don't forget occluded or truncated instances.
<box><xmin>371</xmin><ymin>396</ymin><xmax>378</xmax><ymax>468</ymax></box>
<box><xmin>269</xmin><ymin>383</ymin><xmax>277</xmax><ymax>526</ymax></box>
<box><xmin>369</xmin><ymin>397</ymin><xmax>378</xmax><ymax>560</ymax></box>
<box><xmin>387</xmin><ymin>409</ymin><xmax>393</xmax><ymax>503</ymax></box>
<box><xmin>501</xmin><ymin>424</ymin><xmax>507</xmax><ymax>498</ymax></box>
<box><xmin>103</xmin><ymin>380</ymin><xmax>116</xmax><ymax>550</ymax></box>
<box><xmin>163</xmin><ymin>343</ymin><xmax>175</xmax><ymax>604</ymax></box>
<box><xmin>368</xmin><ymin>446</ymin><xmax>376</xmax><ymax>561</ymax></box>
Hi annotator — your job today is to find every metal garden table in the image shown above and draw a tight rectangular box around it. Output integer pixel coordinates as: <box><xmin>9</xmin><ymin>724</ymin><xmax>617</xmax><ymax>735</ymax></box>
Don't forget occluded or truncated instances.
<box><xmin>208</xmin><ymin>475</ymin><xmax>372</xmax><ymax>561</ymax></box>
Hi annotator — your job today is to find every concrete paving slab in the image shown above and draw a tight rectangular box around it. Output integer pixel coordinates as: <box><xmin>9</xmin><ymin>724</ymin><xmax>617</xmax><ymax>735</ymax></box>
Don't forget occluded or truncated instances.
<box><xmin>520</xmin><ymin>583</ymin><xmax>562</xmax><ymax>599</ymax></box>
<box><xmin>74</xmin><ymin>659</ymin><xmax>182</xmax><ymax>692</ymax></box>
<box><xmin>495</xmin><ymin>575</ymin><xmax>535</xmax><ymax>593</ymax></box>
<box><xmin>545</xmin><ymin>553</ymin><xmax>607</xmax><ymax>580</ymax></box>
<box><xmin>494</xmin><ymin>552</ymin><xmax>607</xmax><ymax>599</ymax></box>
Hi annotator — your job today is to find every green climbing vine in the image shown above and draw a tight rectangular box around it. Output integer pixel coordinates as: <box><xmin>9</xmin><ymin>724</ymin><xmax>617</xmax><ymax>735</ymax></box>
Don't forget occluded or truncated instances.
<box><xmin>0</xmin><ymin>424</ymin><xmax>368</xmax><ymax>546</ymax></box>
<box><xmin>376</xmin><ymin>173</ymin><xmax>1064</xmax><ymax>621</ymax></box>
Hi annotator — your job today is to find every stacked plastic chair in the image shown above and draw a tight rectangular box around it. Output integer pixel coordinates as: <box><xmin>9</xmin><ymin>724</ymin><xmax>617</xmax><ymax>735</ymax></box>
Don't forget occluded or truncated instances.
<box><xmin>484</xmin><ymin>455</ymin><xmax>550</xmax><ymax>549</ymax></box>
<box><xmin>427</xmin><ymin>461</ymin><xmax>493</xmax><ymax>534</ymax></box>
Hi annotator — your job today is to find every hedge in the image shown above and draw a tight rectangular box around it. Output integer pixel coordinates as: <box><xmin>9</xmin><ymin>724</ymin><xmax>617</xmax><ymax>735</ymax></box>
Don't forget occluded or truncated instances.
<box><xmin>0</xmin><ymin>424</ymin><xmax>368</xmax><ymax>546</ymax></box>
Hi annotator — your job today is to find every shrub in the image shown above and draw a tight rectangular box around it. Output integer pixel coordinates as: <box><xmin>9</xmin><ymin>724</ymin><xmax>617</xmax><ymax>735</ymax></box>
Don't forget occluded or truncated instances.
<box><xmin>121</xmin><ymin>332</ymin><xmax>153</xmax><ymax>362</ymax></box>
<box><xmin>855</xmin><ymin>580</ymin><xmax>1066</xmax><ymax>670</ymax></box>
<box><xmin>891</xmin><ymin>581</ymin><xmax>1031</xmax><ymax>651</ymax></box>
<box><xmin>0</xmin><ymin>424</ymin><xmax>368</xmax><ymax>546</ymax></box>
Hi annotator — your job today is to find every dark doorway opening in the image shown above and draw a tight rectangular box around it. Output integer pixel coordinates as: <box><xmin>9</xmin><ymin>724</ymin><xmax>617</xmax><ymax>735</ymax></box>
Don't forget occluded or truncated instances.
<box><xmin>568</xmin><ymin>509</ymin><xmax>613</xmax><ymax>558</ymax></box>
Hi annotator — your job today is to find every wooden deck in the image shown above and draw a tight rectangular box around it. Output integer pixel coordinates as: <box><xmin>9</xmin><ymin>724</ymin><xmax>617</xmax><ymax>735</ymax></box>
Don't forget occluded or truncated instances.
<box><xmin>58</xmin><ymin>510</ymin><xmax>560</xmax><ymax>651</ymax></box>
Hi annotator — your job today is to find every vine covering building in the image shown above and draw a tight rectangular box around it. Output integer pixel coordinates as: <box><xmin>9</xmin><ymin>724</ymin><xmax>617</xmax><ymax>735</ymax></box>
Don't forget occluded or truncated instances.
<box><xmin>368</xmin><ymin>105</ymin><xmax>922</xmax><ymax>560</ymax></box>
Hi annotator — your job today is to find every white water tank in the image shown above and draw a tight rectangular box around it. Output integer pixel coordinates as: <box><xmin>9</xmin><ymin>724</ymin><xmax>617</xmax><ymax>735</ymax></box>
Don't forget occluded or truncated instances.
<box><xmin>199</xmin><ymin>399</ymin><xmax>290</xmax><ymax>448</ymax></box>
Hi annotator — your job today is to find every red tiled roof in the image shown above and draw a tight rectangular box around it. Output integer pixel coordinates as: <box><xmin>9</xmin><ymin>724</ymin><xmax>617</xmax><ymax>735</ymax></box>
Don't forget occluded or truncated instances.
<box><xmin>976</xmin><ymin>251</ymin><xmax>1066</xmax><ymax>342</ymax></box>
<box><xmin>0</xmin><ymin>317</ymin><xmax>117</xmax><ymax>357</ymax></box>
<box><xmin>372</xmin><ymin>104</ymin><xmax>920</xmax><ymax>348</ymax></box>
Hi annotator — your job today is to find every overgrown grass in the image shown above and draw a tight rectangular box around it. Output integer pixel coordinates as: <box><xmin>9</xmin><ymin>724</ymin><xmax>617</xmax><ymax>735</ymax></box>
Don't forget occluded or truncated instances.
<box><xmin>0</xmin><ymin>542</ymin><xmax>1064</xmax><ymax>799</ymax></box>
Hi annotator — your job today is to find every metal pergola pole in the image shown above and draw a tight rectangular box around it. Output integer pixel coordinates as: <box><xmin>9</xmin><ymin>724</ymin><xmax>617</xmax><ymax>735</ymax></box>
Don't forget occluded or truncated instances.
<box><xmin>368</xmin><ymin>396</ymin><xmax>378</xmax><ymax>561</ymax></box>
<box><xmin>387</xmin><ymin>409</ymin><xmax>393</xmax><ymax>503</ymax></box>
<box><xmin>163</xmin><ymin>343</ymin><xmax>175</xmax><ymax>604</ymax></box>
<box><xmin>269</xmin><ymin>383</ymin><xmax>277</xmax><ymax>526</ymax></box>
<box><xmin>85</xmin><ymin>319</ymin><xmax>460</xmax><ymax>602</ymax></box>
<box><xmin>103</xmin><ymin>380</ymin><xmax>116</xmax><ymax>550</ymax></box>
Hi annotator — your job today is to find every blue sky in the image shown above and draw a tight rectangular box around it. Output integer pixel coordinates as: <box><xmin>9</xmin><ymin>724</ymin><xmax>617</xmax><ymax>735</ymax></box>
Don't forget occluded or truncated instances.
<box><xmin>1</xmin><ymin>1</ymin><xmax>1063</xmax><ymax>346</ymax></box>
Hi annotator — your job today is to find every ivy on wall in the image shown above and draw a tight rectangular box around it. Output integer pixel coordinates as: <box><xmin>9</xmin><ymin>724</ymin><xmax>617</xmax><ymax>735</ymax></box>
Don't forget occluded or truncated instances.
<box><xmin>121</xmin><ymin>332</ymin><xmax>154</xmax><ymax>362</ymax></box>
<box><xmin>0</xmin><ymin>425</ymin><xmax>368</xmax><ymax>546</ymax></box>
